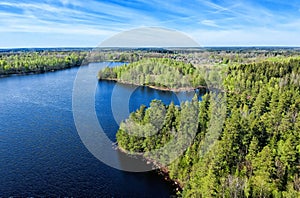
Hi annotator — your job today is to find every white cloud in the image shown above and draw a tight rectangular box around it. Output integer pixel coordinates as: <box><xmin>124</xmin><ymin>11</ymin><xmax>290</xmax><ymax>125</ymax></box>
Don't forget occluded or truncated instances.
<box><xmin>201</xmin><ymin>20</ymin><xmax>220</xmax><ymax>28</ymax></box>
<box><xmin>0</xmin><ymin>11</ymin><xmax>118</xmax><ymax>36</ymax></box>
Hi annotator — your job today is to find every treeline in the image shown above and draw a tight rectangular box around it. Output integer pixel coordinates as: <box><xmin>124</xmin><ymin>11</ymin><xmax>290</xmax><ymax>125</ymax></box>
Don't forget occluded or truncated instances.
<box><xmin>116</xmin><ymin>57</ymin><xmax>300</xmax><ymax>197</ymax></box>
<box><xmin>87</xmin><ymin>49</ymin><xmax>175</xmax><ymax>63</ymax></box>
<box><xmin>98</xmin><ymin>58</ymin><xmax>206</xmax><ymax>90</ymax></box>
<box><xmin>0</xmin><ymin>51</ymin><xmax>86</xmax><ymax>76</ymax></box>
<box><xmin>86</xmin><ymin>51</ymin><xmax>141</xmax><ymax>63</ymax></box>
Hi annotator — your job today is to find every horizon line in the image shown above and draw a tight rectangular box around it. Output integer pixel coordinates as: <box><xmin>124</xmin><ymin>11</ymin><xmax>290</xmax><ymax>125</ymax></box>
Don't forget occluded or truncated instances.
<box><xmin>1</xmin><ymin>45</ymin><xmax>300</xmax><ymax>50</ymax></box>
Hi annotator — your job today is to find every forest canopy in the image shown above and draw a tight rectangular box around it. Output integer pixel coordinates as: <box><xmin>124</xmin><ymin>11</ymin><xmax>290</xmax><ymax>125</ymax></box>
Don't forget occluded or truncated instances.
<box><xmin>116</xmin><ymin>57</ymin><xmax>300</xmax><ymax>197</ymax></box>
<box><xmin>98</xmin><ymin>58</ymin><xmax>207</xmax><ymax>91</ymax></box>
<box><xmin>0</xmin><ymin>51</ymin><xmax>86</xmax><ymax>75</ymax></box>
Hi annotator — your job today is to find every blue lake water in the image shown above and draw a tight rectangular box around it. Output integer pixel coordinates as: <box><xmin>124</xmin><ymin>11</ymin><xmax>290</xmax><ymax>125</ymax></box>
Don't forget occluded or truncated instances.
<box><xmin>0</xmin><ymin>62</ymin><xmax>197</xmax><ymax>197</ymax></box>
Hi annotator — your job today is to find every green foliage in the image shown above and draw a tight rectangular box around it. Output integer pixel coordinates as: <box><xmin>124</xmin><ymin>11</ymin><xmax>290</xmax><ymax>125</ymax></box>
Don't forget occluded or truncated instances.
<box><xmin>117</xmin><ymin>100</ymin><xmax>178</xmax><ymax>154</ymax></box>
<box><xmin>0</xmin><ymin>51</ymin><xmax>86</xmax><ymax>75</ymax></box>
<box><xmin>116</xmin><ymin>57</ymin><xmax>300</xmax><ymax>197</ymax></box>
<box><xmin>98</xmin><ymin>58</ymin><xmax>207</xmax><ymax>90</ymax></box>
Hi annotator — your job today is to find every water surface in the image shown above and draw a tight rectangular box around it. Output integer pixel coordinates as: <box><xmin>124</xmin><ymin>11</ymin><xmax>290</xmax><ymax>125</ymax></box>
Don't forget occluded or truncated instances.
<box><xmin>0</xmin><ymin>63</ymin><xmax>196</xmax><ymax>197</ymax></box>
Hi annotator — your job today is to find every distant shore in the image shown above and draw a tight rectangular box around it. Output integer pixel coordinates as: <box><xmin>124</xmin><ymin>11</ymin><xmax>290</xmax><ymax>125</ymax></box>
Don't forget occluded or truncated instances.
<box><xmin>0</xmin><ymin>65</ymin><xmax>80</xmax><ymax>78</ymax></box>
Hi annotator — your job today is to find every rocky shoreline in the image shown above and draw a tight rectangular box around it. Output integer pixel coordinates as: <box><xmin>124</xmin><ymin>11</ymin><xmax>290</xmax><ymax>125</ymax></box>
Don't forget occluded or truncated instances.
<box><xmin>117</xmin><ymin>146</ymin><xmax>183</xmax><ymax>193</ymax></box>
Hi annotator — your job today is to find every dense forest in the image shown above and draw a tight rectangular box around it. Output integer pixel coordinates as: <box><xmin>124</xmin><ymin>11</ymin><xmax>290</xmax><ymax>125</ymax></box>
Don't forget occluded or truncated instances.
<box><xmin>0</xmin><ymin>51</ymin><xmax>86</xmax><ymax>76</ymax></box>
<box><xmin>98</xmin><ymin>58</ymin><xmax>207</xmax><ymax>90</ymax></box>
<box><xmin>116</xmin><ymin>57</ymin><xmax>300</xmax><ymax>197</ymax></box>
<box><xmin>2</xmin><ymin>48</ymin><xmax>299</xmax><ymax>77</ymax></box>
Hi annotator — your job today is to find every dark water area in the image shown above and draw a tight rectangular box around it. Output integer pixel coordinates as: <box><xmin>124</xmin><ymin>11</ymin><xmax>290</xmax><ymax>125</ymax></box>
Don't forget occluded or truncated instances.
<box><xmin>0</xmin><ymin>62</ymin><xmax>199</xmax><ymax>197</ymax></box>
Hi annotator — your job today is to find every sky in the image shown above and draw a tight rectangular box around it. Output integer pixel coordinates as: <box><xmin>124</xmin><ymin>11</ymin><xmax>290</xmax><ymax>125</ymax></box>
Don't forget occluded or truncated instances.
<box><xmin>0</xmin><ymin>0</ymin><xmax>300</xmax><ymax>48</ymax></box>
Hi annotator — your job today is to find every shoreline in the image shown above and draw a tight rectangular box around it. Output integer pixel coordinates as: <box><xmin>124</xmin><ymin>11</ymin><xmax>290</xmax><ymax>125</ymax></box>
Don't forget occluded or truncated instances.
<box><xmin>117</xmin><ymin>146</ymin><xmax>183</xmax><ymax>193</ymax></box>
<box><xmin>99</xmin><ymin>78</ymin><xmax>207</xmax><ymax>93</ymax></box>
<box><xmin>0</xmin><ymin>60</ymin><xmax>127</xmax><ymax>78</ymax></box>
<box><xmin>0</xmin><ymin>69</ymin><xmax>67</xmax><ymax>78</ymax></box>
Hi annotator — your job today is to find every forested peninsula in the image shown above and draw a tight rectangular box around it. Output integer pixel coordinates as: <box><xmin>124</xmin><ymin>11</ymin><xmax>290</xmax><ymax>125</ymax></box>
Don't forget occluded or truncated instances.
<box><xmin>98</xmin><ymin>58</ymin><xmax>207</xmax><ymax>91</ymax></box>
<box><xmin>114</xmin><ymin>57</ymin><xmax>300</xmax><ymax>197</ymax></box>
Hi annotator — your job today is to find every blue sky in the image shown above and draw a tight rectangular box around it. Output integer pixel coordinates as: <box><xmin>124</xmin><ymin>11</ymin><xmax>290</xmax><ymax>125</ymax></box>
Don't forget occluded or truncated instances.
<box><xmin>0</xmin><ymin>0</ymin><xmax>300</xmax><ymax>48</ymax></box>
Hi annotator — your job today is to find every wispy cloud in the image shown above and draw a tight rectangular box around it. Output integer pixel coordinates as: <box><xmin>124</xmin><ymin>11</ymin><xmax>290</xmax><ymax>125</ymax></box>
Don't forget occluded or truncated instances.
<box><xmin>201</xmin><ymin>20</ymin><xmax>220</xmax><ymax>28</ymax></box>
<box><xmin>0</xmin><ymin>1</ymin><xmax>129</xmax><ymax>34</ymax></box>
<box><xmin>0</xmin><ymin>0</ymin><xmax>299</xmax><ymax>47</ymax></box>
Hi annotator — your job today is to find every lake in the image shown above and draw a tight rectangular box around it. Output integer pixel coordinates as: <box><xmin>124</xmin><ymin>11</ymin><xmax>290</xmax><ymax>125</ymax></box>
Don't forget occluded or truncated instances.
<box><xmin>0</xmin><ymin>62</ymin><xmax>197</xmax><ymax>197</ymax></box>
